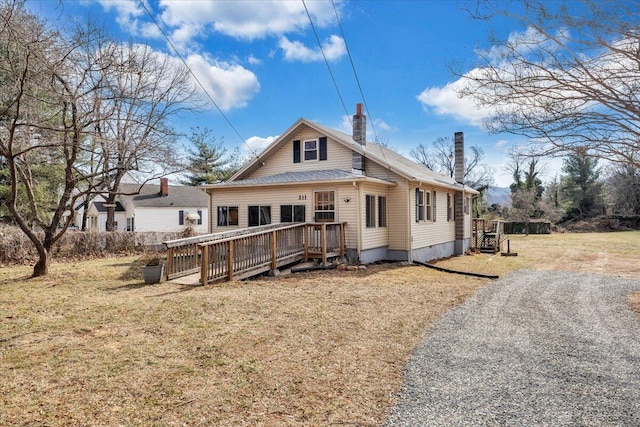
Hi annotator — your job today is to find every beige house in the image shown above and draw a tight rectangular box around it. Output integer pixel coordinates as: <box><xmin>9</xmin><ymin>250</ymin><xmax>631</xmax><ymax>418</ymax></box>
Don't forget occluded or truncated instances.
<box><xmin>204</xmin><ymin>104</ymin><xmax>478</xmax><ymax>264</ymax></box>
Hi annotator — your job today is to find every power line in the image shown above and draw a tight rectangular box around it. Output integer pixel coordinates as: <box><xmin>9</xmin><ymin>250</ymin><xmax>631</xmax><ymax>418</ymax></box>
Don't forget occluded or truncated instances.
<box><xmin>301</xmin><ymin>0</ymin><xmax>352</xmax><ymax>127</ymax></box>
<box><xmin>137</xmin><ymin>0</ymin><xmax>260</xmax><ymax>160</ymax></box>
<box><xmin>331</xmin><ymin>0</ymin><xmax>379</xmax><ymax>143</ymax></box>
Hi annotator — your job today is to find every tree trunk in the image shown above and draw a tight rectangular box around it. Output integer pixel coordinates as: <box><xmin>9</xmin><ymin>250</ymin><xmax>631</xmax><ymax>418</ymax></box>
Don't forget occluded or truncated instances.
<box><xmin>81</xmin><ymin>197</ymin><xmax>89</xmax><ymax>231</ymax></box>
<box><xmin>32</xmin><ymin>249</ymin><xmax>49</xmax><ymax>277</ymax></box>
<box><xmin>105</xmin><ymin>194</ymin><xmax>116</xmax><ymax>231</ymax></box>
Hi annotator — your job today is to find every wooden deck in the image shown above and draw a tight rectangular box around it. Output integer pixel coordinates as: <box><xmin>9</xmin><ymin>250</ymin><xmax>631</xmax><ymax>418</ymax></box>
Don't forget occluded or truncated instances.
<box><xmin>472</xmin><ymin>219</ymin><xmax>505</xmax><ymax>254</ymax></box>
<box><xmin>164</xmin><ymin>222</ymin><xmax>346</xmax><ymax>285</ymax></box>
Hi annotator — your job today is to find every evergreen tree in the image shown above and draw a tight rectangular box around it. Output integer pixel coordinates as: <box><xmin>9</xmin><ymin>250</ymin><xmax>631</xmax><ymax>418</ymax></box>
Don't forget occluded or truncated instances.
<box><xmin>560</xmin><ymin>152</ymin><xmax>604</xmax><ymax>220</ymax></box>
<box><xmin>182</xmin><ymin>127</ymin><xmax>240</xmax><ymax>185</ymax></box>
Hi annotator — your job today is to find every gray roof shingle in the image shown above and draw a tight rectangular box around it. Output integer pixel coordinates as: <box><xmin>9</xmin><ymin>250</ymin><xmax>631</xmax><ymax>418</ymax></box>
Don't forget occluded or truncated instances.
<box><xmin>217</xmin><ymin>169</ymin><xmax>386</xmax><ymax>187</ymax></box>
<box><xmin>118</xmin><ymin>183</ymin><xmax>208</xmax><ymax>208</ymax></box>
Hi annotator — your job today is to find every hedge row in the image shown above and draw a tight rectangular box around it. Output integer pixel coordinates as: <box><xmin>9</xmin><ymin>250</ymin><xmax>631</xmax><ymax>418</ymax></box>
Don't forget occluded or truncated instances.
<box><xmin>0</xmin><ymin>227</ymin><xmax>186</xmax><ymax>265</ymax></box>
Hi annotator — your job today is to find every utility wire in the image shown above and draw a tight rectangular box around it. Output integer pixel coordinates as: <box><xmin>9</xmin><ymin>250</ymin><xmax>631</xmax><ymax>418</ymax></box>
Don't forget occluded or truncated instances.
<box><xmin>331</xmin><ymin>0</ymin><xmax>378</xmax><ymax>143</ymax></box>
<box><xmin>301</xmin><ymin>0</ymin><xmax>352</xmax><ymax>127</ymax></box>
<box><xmin>137</xmin><ymin>0</ymin><xmax>260</xmax><ymax>160</ymax></box>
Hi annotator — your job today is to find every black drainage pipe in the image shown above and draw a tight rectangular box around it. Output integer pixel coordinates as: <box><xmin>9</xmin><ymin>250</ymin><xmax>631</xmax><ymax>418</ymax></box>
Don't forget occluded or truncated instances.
<box><xmin>414</xmin><ymin>261</ymin><xmax>499</xmax><ymax>280</ymax></box>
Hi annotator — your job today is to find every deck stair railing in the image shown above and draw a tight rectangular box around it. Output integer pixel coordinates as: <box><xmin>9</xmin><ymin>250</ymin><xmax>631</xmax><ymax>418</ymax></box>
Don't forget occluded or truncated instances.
<box><xmin>164</xmin><ymin>222</ymin><xmax>346</xmax><ymax>284</ymax></box>
<box><xmin>472</xmin><ymin>219</ymin><xmax>504</xmax><ymax>253</ymax></box>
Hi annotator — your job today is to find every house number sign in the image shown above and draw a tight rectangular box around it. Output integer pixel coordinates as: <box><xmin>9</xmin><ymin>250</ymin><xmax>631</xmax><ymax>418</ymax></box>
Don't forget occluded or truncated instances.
<box><xmin>298</xmin><ymin>195</ymin><xmax>307</xmax><ymax>200</ymax></box>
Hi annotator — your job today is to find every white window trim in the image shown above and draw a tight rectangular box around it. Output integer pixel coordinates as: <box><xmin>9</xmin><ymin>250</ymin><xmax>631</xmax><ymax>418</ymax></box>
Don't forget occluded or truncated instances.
<box><xmin>313</xmin><ymin>189</ymin><xmax>336</xmax><ymax>222</ymax></box>
<box><xmin>303</xmin><ymin>139</ymin><xmax>319</xmax><ymax>162</ymax></box>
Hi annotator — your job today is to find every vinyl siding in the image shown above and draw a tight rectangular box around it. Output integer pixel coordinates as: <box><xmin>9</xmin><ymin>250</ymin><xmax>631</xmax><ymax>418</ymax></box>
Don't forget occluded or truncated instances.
<box><xmin>250</xmin><ymin>124</ymin><xmax>353</xmax><ymax>178</ymax></box>
<box><xmin>208</xmin><ymin>184</ymin><xmax>359</xmax><ymax>248</ymax></box>
<box><xmin>360</xmin><ymin>183</ymin><xmax>389</xmax><ymax>250</ymax></box>
<box><xmin>133</xmin><ymin>207</ymin><xmax>208</xmax><ymax>233</ymax></box>
<box><xmin>387</xmin><ymin>180</ymin><xmax>408</xmax><ymax>251</ymax></box>
<box><xmin>410</xmin><ymin>186</ymin><xmax>456</xmax><ymax>249</ymax></box>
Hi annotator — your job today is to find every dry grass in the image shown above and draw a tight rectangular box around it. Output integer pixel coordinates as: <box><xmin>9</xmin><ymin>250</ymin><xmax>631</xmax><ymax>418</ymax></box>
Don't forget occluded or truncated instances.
<box><xmin>1</xmin><ymin>231</ymin><xmax>639</xmax><ymax>426</ymax></box>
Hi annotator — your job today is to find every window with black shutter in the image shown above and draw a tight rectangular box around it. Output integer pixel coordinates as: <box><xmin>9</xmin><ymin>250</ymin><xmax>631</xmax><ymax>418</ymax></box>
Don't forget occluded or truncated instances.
<box><xmin>293</xmin><ymin>140</ymin><xmax>301</xmax><ymax>163</ymax></box>
<box><xmin>319</xmin><ymin>136</ymin><xmax>327</xmax><ymax>161</ymax></box>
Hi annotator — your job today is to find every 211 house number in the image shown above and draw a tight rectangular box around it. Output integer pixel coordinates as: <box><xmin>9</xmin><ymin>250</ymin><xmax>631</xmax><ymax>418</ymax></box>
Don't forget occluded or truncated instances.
<box><xmin>298</xmin><ymin>195</ymin><xmax>307</xmax><ymax>200</ymax></box>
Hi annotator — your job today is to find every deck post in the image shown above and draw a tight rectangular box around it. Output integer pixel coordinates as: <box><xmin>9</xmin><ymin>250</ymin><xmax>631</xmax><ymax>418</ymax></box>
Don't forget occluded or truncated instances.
<box><xmin>339</xmin><ymin>223</ymin><xmax>346</xmax><ymax>258</ymax></box>
<box><xmin>270</xmin><ymin>230</ymin><xmax>277</xmax><ymax>271</ymax></box>
<box><xmin>166</xmin><ymin>247</ymin><xmax>174</xmax><ymax>279</ymax></box>
<box><xmin>321</xmin><ymin>223</ymin><xmax>327</xmax><ymax>265</ymax></box>
<box><xmin>227</xmin><ymin>240</ymin><xmax>234</xmax><ymax>281</ymax></box>
<box><xmin>304</xmin><ymin>224</ymin><xmax>309</xmax><ymax>262</ymax></box>
<box><xmin>200</xmin><ymin>244</ymin><xmax>208</xmax><ymax>285</ymax></box>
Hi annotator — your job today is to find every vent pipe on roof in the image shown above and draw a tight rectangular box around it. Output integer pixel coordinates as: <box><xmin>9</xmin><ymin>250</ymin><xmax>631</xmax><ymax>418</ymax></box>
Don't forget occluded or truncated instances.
<box><xmin>353</xmin><ymin>103</ymin><xmax>366</xmax><ymax>145</ymax></box>
<box><xmin>160</xmin><ymin>177</ymin><xmax>169</xmax><ymax>197</ymax></box>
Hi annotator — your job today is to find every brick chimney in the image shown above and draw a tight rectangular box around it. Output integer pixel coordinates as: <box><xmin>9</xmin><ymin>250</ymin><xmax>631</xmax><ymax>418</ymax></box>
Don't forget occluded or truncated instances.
<box><xmin>352</xmin><ymin>103</ymin><xmax>366</xmax><ymax>145</ymax></box>
<box><xmin>454</xmin><ymin>132</ymin><xmax>464</xmax><ymax>255</ymax></box>
<box><xmin>454</xmin><ymin>132</ymin><xmax>464</xmax><ymax>184</ymax></box>
<box><xmin>160</xmin><ymin>177</ymin><xmax>169</xmax><ymax>196</ymax></box>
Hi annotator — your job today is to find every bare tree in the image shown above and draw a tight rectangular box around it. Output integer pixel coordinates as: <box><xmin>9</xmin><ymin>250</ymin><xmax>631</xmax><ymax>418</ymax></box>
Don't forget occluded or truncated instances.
<box><xmin>410</xmin><ymin>136</ymin><xmax>494</xmax><ymax>189</ymax></box>
<box><xmin>606</xmin><ymin>162</ymin><xmax>640</xmax><ymax>215</ymax></box>
<box><xmin>460</xmin><ymin>0</ymin><xmax>640</xmax><ymax>168</ymax></box>
<box><xmin>0</xmin><ymin>1</ymin><xmax>103</xmax><ymax>276</ymax></box>
<box><xmin>89</xmin><ymin>42</ymin><xmax>200</xmax><ymax>230</ymax></box>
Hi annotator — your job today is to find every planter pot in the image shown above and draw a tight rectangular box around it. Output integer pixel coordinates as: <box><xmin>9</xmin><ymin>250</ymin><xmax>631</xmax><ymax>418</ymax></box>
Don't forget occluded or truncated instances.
<box><xmin>141</xmin><ymin>264</ymin><xmax>164</xmax><ymax>284</ymax></box>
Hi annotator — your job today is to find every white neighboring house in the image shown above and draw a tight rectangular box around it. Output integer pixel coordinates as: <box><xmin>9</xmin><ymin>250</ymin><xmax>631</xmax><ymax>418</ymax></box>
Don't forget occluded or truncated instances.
<box><xmin>84</xmin><ymin>178</ymin><xmax>208</xmax><ymax>233</ymax></box>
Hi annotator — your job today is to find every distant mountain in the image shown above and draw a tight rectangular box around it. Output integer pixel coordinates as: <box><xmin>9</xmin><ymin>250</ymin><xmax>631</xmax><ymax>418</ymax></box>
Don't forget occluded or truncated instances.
<box><xmin>485</xmin><ymin>186</ymin><xmax>511</xmax><ymax>206</ymax></box>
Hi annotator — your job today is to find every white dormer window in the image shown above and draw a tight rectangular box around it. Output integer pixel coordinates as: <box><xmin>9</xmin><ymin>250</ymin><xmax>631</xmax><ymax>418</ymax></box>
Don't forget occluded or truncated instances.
<box><xmin>304</xmin><ymin>139</ymin><xmax>318</xmax><ymax>161</ymax></box>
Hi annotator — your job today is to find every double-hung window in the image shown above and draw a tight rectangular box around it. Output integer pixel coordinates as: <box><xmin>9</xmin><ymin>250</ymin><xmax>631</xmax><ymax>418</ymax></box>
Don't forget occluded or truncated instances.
<box><xmin>365</xmin><ymin>195</ymin><xmax>376</xmax><ymax>228</ymax></box>
<box><xmin>314</xmin><ymin>191</ymin><xmax>335</xmax><ymax>222</ymax></box>
<box><xmin>433</xmin><ymin>190</ymin><xmax>437</xmax><ymax>222</ymax></box>
<box><xmin>217</xmin><ymin>206</ymin><xmax>239</xmax><ymax>226</ymax></box>
<box><xmin>304</xmin><ymin>140</ymin><xmax>318</xmax><ymax>161</ymax></box>
<box><xmin>425</xmin><ymin>191</ymin><xmax>432</xmax><ymax>221</ymax></box>
<box><xmin>416</xmin><ymin>189</ymin><xmax>425</xmax><ymax>222</ymax></box>
<box><xmin>378</xmin><ymin>196</ymin><xmax>387</xmax><ymax>227</ymax></box>
<box><xmin>447</xmin><ymin>193</ymin><xmax>453</xmax><ymax>221</ymax></box>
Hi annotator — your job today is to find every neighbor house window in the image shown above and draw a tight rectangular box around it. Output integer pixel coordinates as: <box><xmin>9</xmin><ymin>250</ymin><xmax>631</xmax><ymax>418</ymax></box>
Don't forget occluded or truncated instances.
<box><xmin>126</xmin><ymin>217</ymin><xmax>134</xmax><ymax>231</ymax></box>
<box><xmin>280</xmin><ymin>205</ymin><xmax>305</xmax><ymax>223</ymax></box>
<box><xmin>415</xmin><ymin>189</ymin><xmax>425</xmax><ymax>222</ymax></box>
<box><xmin>314</xmin><ymin>191</ymin><xmax>335</xmax><ymax>222</ymax></box>
<box><xmin>366</xmin><ymin>195</ymin><xmax>375</xmax><ymax>228</ymax></box>
<box><xmin>447</xmin><ymin>193</ymin><xmax>452</xmax><ymax>221</ymax></box>
<box><xmin>217</xmin><ymin>206</ymin><xmax>238</xmax><ymax>226</ymax></box>
<box><xmin>378</xmin><ymin>196</ymin><xmax>387</xmax><ymax>227</ymax></box>
<box><xmin>425</xmin><ymin>191</ymin><xmax>432</xmax><ymax>221</ymax></box>
<box><xmin>248</xmin><ymin>205</ymin><xmax>271</xmax><ymax>226</ymax></box>
<box><xmin>304</xmin><ymin>140</ymin><xmax>318</xmax><ymax>161</ymax></box>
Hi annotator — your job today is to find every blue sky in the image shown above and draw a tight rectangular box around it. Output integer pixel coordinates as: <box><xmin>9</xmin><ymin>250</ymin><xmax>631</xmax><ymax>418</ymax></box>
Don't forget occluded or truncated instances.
<box><xmin>27</xmin><ymin>0</ymin><xmax>557</xmax><ymax>187</ymax></box>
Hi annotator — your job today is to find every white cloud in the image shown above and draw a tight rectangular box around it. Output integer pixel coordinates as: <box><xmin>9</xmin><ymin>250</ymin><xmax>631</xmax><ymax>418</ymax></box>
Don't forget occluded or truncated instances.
<box><xmin>279</xmin><ymin>35</ymin><xmax>346</xmax><ymax>62</ymax></box>
<box><xmin>417</xmin><ymin>79</ymin><xmax>494</xmax><ymax>126</ymax></box>
<box><xmin>95</xmin><ymin>0</ymin><xmax>161</xmax><ymax>38</ymax></box>
<box><xmin>243</xmin><ymin>135</ymin><xmax>278</xmax><ymax>156</ymax></box>
<box><xmin>185</xmin><ymin>54</ymin><xmax>260</xmax><ymax>111</ymax></box>
<box><xmin>159</xmin><ymin>0</ymin><xmax>339</xmax><ymax>41</ymax></box>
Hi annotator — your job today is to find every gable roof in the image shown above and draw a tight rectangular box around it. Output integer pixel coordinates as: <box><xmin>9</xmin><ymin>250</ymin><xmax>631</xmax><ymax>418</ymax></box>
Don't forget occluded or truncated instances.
<box><xmin>229</xmin><ymin>118</ymin><xmax>478</xmax><ymax>194</ymax></box>
<box><xmin>118</xmin><ymin>183</ymin><xmax>208</xmax><ymax>208</ymax></box>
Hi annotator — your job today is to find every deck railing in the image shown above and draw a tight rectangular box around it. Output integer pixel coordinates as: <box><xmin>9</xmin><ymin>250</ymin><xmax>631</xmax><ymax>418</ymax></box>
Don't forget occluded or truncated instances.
<box><xmin>165</xmin><ymin>222</ymin><xmax>346</xmax><ymax>284</ymax></box>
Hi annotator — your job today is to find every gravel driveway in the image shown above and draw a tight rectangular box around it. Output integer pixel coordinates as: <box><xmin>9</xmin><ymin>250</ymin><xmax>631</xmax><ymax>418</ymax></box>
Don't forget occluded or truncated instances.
<box><xmin>384</xmin><ymin>269</ymin><xmax>640</xmax><ymax>426</ymax></box>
